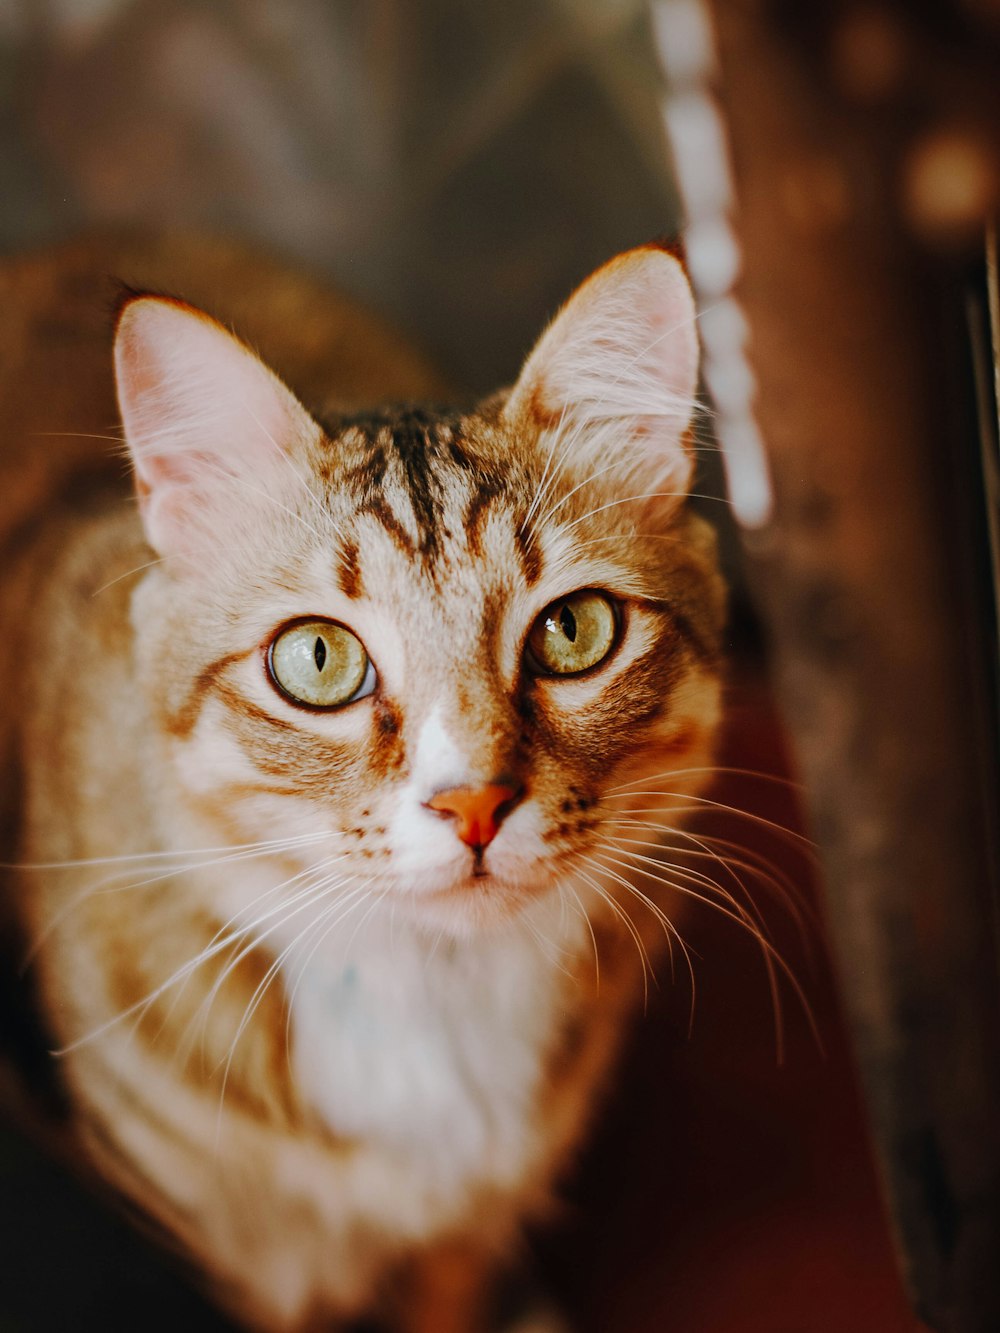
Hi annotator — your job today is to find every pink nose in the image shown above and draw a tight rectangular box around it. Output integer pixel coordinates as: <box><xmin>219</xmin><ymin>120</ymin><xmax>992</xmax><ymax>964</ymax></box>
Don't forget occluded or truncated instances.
<box><xmin>426</xmin><ymin>783</ymin><xmax>520</xmax><ymax>850</ymax></box>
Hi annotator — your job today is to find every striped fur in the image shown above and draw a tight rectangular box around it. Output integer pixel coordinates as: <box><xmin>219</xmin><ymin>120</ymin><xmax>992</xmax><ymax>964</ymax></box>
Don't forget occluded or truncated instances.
<box><xmin>8</xmin><ymin>243</ymin><xmax>725</xmax><ymax>1331</ymax></box>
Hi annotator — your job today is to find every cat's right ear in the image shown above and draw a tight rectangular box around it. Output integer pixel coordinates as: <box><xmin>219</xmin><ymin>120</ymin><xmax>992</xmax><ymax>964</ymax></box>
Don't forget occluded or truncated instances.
<box><xmin>114</xmin><ymin>296</ymin><xmax>318</xmax><ymax>560</ymax></box>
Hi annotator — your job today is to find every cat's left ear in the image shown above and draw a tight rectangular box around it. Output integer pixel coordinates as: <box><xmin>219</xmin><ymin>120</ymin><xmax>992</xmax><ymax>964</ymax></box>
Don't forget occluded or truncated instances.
<box><xmin>503</xmin><ymin>245</ymin><xmax>699</xmax><ymax>509</ymax></box>
<box><xmin>114</xmin><ymin>296</ymin><xmax>318</xmax><ymax>560</ymax></box>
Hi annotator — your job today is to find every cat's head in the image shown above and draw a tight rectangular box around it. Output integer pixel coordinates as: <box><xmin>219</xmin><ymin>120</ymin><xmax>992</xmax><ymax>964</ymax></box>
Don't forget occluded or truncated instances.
<box><xmin>115</xmin><ymin>244</ymin><xmax>725</xmax><ymax>940</ymax></box>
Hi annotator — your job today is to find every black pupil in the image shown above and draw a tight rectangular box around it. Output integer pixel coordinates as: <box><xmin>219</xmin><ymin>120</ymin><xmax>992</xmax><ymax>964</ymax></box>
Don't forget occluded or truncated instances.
<box><xmin>314</xmin><ymin>636</ymin><xmax>327</xmax><ymax>671</ymax></box>
<box><xmin>559</xmin><ymin>604</ymin><xmax>577</xmax><ymax>642</ymax></box>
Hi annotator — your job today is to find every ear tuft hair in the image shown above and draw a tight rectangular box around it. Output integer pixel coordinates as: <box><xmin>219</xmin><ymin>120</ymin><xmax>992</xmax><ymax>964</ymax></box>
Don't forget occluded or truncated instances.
<box><xmin>504</xmin><ymin>246</ymin><xmax>700</xmax><ymax>512</ymax></box>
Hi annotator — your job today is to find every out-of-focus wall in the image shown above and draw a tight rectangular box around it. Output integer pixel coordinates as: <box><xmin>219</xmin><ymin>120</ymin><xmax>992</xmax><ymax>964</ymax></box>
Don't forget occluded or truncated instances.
<box><xmin>0</xmin><ymin>0</ymin><xmax>679</xmax><ymax>392</ymax></box>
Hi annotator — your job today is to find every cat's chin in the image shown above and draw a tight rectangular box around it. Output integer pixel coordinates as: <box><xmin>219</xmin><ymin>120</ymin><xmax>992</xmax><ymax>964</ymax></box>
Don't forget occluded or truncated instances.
<box><xmin>393</xmin><ymin>870</ymin><xmax>548</xmax><ymax>938</ymax></box>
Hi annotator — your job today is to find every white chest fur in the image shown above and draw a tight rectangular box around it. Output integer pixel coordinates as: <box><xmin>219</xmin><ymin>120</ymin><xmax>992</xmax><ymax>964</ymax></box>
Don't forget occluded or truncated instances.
<box><xmin>71</xmin><ymin>902</ymin><xmax>590</xmax><ymax>1328</ymax></box>
<box><xmin>287</xmin><ymin>905</ymin><xmax>579</xmax><ymax>1208</ymax></box>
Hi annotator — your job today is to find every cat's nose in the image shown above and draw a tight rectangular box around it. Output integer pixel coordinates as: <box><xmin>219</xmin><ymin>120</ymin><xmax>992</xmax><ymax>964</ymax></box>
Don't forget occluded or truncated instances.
<box><xmin>425</xmin><ymin>783</ymin><xmax>521</xmax><ymax>851</ymax></box>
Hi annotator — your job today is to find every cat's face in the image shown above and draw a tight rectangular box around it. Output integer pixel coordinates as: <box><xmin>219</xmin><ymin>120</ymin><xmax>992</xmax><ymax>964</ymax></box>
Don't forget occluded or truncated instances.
<box><xmin>116</xmin><ymin>246</ymin><xmax>725</xmax><ymax>939</ymax></box>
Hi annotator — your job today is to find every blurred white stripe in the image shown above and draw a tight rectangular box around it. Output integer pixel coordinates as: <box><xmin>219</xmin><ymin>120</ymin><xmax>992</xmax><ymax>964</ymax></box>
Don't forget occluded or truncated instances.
<box><xmin>652</xmin><ymin>0</ymin><xmax>774</xmax><ymax>529</ymax></box>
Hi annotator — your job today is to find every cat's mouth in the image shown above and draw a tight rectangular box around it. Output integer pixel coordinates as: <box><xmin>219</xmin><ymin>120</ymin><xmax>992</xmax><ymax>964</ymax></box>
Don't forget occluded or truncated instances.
<box><xmin>379</xmin><ymin>815</ymin><xmax>584</xmax><ymax>929</ymax></box>
<box><xmin>384</xmin><ymin>854</ymin><xmax>544</xmax><ymax>930</ymax></box>
<box><xmin>423</xmin><ymin>838</ymin><xmax>585</xmax><ymax>898</ymax></box>
<box><xmin>426</xmin><ymin>866</ymin><xmax>518</xmax><ymax>898</ymax></box>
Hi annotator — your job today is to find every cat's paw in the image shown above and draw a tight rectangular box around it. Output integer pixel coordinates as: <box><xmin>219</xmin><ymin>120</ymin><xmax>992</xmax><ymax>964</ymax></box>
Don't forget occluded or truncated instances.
<box><xmin>499</xmin><ymin>1300</ymin><xmax>574</xmax><ymax>1333</ymax></box>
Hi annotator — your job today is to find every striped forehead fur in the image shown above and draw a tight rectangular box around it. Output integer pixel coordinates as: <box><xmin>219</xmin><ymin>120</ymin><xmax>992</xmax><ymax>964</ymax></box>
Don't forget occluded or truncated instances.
<box><xmin>309</xmin><ymin>405</ymin><xmax>538</xmax><ymax>584</ymax></box>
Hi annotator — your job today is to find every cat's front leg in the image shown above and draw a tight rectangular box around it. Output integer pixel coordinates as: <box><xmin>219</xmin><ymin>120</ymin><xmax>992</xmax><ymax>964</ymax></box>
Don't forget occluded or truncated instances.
<box><xmin>392</xmin><ymin>1242</ymin><xmax>572</xmax><ymax>1333</ymax></box>
<box><xmin>393</xmin><ymin>1238</ymin><xmax>495</xmax><ymax>1333</ymax></box>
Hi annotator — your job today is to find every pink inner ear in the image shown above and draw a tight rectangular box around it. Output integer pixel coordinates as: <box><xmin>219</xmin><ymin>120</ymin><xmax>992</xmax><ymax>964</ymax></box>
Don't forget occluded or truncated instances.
<box><xmin>114</xmin><ymin>297</ymin><xmax>314</xmax><ymax>558</ymax></box>
<box><xmin>505</xmin><ymin>247</ymin><xmax>700</xmax><ymax>500</ymax></box>
<box><xmin>132</xmin><ymin>449</ymin><xmax>223</xmax><ymax>522</ymax></box>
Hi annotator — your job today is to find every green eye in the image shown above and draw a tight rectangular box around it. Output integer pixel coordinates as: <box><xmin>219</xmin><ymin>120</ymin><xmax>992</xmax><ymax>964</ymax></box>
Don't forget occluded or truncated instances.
<box><xmin>527</xmin><ymin>591</ymin><xmax>619</xmax><ymax>676</ymax></box>
<box><xmin>268</xmin><ymin>620</ymin><xmax>374</xmax><ymax>709</ymax></box>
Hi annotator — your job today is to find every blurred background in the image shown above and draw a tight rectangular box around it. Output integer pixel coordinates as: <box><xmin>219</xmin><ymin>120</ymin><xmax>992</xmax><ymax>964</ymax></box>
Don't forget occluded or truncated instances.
<box><xmin>2</xmin><ymin>2</ymin><xmax>1000</xmax><ymax>1331</ymax></box>
<box><xmin>0</xmin><ymin>0</ymin><xmax>678</xmax><ymax>394</ymax></box>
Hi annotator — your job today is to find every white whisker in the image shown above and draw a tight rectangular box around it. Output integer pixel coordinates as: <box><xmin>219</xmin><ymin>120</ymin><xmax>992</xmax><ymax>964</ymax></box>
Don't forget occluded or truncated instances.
<box><xmin>22</xmin><ymin>831</ymin><xmax>338</xmax><ymax>966</ymax></box>
<box><xmin>213</xmin><ymin>876</ymin><xmax>384</xmax><ymax>1140</ymax></box>
<box><xmin>579</xmin><ymin>851</ymin><xmax>696</xmax><ymax>1015</ymax></box>
<box><xmin>573</xmin><ymin>864</ymin><xmax>654</xmax><ymax>1011</ymax></box>
<box><xmin>242</xmin><ymin>401</ymin><xmax>346</xmax><ymax>548</ymax></box>
<box><xmin>603</xmin><ymin>789</ymin><xmax>815</xmax><ymax>854</ymax></box>
<box><xmin>90</xmin><ymin>556</ymin><xmax>169</xmax><ymax>596</ymax></box>
<box><xmin>557</xmin><ymin>489</ymin><xmax>732</xmax><ymax>534</ymax></box>
<box><xmin>562</xmin><ymin>879</ymin><xmax>601</xmax><ymax>991</ymax></box>
<box><xmin>595</xmin><ymin>843</ymin><xmax>820</xmax><ymax>1061</ymax></box>
<box><xmin>51</xmin><ymin>849</ymin><xmax>351</xmax><ymax>1056</ymax></box>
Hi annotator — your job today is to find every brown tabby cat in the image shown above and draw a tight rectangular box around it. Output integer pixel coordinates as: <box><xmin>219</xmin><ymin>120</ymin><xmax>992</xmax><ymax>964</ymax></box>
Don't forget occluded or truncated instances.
<box><xmin>0</xmin><ymin>235</ymin><xmax>725</xmax><ymax>1331</ymax></box>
